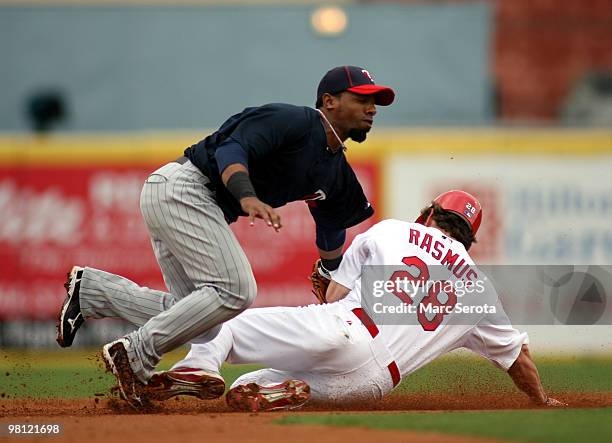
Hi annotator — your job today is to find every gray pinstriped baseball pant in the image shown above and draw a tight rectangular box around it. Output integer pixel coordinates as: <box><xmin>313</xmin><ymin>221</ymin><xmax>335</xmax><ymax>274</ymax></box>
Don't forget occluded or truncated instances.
<box><xmin>78</xmin><ymin>160</ymin><xmax>256</xmax><ymax>382</ymax></box>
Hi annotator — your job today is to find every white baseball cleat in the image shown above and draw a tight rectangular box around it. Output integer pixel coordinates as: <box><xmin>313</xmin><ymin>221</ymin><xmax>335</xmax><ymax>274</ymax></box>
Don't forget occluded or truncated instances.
<box><xmin>225</xmin><ymin>379</ymin><xmax>311</xmax><ymax>412</ymax></box>
<box><xmin>56</xmin><ymin>266</ymin><xmax>85</xmax><ymax>348</ymax></box>
<box><xmin>145</xmin><ymin>368</ymin><xmax>226</xmax><ymax>401</ymax></box>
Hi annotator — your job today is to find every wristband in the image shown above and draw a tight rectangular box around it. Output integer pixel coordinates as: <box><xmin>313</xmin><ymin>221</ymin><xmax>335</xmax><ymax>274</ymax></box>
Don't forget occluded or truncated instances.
<box><xmin>226</xmin><ymin>171</ymin><xmax>256</xmax><ymax>201</ymax></box>
<box><xmin>321</xmin><ymin>256</ymin><xmax>342</xmax><ymax>272</ymax></box>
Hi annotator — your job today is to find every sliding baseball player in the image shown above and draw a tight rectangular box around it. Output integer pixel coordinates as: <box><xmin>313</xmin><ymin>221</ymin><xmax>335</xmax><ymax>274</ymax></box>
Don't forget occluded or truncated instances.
<box><xmin>145</xmin><ymin>190</ymin><xmax>566</xmax><ymax>411</ymax></box>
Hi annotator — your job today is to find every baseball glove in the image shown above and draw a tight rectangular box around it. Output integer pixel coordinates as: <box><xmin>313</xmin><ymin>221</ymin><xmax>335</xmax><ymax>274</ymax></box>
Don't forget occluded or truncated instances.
<box><xmin>309</xmin><ymin>259</ymin><xmax>331</xmax><ymax>304</ymax></box>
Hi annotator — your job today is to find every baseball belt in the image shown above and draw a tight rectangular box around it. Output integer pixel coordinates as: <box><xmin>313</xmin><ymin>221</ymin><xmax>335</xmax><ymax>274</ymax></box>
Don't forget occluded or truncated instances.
<box><xmin>351</xmin><ymin>307</ymin><xmax>401</xmax><ymax>387</ymax></box>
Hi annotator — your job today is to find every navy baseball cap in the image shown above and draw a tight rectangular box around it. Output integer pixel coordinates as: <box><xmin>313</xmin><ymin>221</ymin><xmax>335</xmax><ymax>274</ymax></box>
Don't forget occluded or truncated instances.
<box><xmin>317</xmin><ymin>66</ymin><xmax>395</xmax><ymax>106</ymax></box>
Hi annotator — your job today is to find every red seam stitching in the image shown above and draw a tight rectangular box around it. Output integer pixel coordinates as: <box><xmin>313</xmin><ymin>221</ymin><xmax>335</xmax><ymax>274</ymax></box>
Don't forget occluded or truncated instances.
<box><xmin>344</xmin><ymin>66</ymin><xmax>354</xmax><ymax>87</ymax></box>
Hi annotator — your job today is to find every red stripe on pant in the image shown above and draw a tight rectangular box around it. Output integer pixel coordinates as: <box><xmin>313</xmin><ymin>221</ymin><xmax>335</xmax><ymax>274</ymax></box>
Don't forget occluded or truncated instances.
<box><xmin>351</xmin><ymin>307</ymin><xmax>401</xmax><ymax>387</ymax></box>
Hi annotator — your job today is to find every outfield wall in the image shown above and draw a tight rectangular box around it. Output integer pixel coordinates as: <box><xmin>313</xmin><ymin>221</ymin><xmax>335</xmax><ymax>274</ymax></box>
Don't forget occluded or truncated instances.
<box><xmin>1</xmin><ymin>129</ymin><xmax>611</xmax><ymax>351</ymax></box>
<box><xmin>0</xmin><ymin>3</ymin><xmax>491</xmax><ymax>130</ymax></box>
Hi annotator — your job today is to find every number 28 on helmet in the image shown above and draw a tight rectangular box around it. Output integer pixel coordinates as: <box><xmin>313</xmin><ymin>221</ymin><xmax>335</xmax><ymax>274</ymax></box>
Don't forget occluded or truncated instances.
<box><xmin>415</xmin><ymin>190</ymin><xmax>483</xmax><ymax>236</ymax></box>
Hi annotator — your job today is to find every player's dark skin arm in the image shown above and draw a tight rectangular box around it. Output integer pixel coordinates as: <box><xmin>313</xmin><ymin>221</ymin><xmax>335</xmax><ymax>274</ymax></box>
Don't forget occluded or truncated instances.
<box><xmin>507</xmin><ymin>344</ymin><xmax>566</xmax><ymax>406</ymax></box>
<box><xmin>221</xmin><ymin>163</ymin><xmax>282</xmax><ymax>231</ymax></box>
<box><xmin>318</xmin><ymin>245</ymin><xmax>343</xmax><ymax>261</ymax></box>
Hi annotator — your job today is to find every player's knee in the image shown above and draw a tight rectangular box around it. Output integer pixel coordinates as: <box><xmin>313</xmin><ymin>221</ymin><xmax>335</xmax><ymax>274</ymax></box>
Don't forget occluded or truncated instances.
<box><xmin>226</xmin><ymin>270</ymin><xmax>257</xmax><ymax>311</ymax></box>
<box><xmin>236</xmin><ymin>289</ymin><xmax>255</xmax><ymax>311</ymax></box>
<box><xmin>240</xmin><ymin>272</ymin><xmax>257</xmax><ymax>307</ymax></box>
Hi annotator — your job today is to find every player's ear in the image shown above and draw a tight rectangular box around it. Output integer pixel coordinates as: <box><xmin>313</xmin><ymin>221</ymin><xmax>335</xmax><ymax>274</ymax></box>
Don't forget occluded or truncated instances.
<box><xmin>321</xmin><ymin>93</ymin><xmax>340</xmax><ymax>111</ymax></box>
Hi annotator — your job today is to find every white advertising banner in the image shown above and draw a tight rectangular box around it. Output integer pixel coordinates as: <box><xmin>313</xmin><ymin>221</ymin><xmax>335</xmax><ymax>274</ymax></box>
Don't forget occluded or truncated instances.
<box><xmin>386</xmin><ymin>155</ymin><xmax>612</xmax><ymax>265</ymax></box>
<box><xmin>385</xmin><ymin>153</ymin><xmax>612</xmax><ymax>352</ymax></box>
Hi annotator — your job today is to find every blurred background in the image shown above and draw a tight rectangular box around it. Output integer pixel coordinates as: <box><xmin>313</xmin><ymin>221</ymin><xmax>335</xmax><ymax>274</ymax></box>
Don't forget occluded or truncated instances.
<box><xmin>1</xmin><ymin>0</ymin><xmax>611</xmax><ymax>354</ymax></box>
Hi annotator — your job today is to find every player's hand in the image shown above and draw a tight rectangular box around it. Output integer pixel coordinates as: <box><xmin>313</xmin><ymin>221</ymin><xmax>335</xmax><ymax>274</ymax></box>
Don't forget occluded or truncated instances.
<box><xmin>240</xmin><ymin>197</ymin><xmax>282</xmax><ymax>231</ymax></box>
<box><xmin>543</xmin><ymin>397</ymin><xmax>567</xmax><ymax>407</ymax></box>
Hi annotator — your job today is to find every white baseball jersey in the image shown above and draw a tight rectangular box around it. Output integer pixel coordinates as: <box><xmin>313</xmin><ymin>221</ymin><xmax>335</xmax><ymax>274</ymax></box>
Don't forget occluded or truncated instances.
<box><xmin>334</xmin><ymin>219</ymin><xmax>528</xmax><ymax>376</ymax></box>
<box><xmin>175</xmin><ymin>219</ymin><xmax>528</xmax><ymax>402</ymax></box>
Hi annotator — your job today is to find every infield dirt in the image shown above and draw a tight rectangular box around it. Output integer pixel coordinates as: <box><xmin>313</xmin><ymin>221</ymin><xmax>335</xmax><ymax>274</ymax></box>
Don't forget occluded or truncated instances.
<box><xmin>2</xmin><ymin>393</ymin><xmax>612</xmax><ymax>443</ymax></box>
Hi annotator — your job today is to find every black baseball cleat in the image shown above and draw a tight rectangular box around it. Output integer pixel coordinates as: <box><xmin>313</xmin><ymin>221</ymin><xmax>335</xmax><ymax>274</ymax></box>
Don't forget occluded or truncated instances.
<box><xmin>102</xmin><ymin>338</ymin><xmax>148</xmax><ymax>410</ymax></box>
<box><xmin>56</xmin><ymin>266</ymin><xmax>85</xmax><ymax>347</ymax></box>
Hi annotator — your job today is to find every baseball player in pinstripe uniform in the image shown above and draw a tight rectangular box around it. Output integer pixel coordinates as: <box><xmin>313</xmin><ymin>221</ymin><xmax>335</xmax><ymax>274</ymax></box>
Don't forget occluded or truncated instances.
<box><xmin>56</xmin><ymin>66</ymin><xmax>395</xmax><ymax>408</ymax></box>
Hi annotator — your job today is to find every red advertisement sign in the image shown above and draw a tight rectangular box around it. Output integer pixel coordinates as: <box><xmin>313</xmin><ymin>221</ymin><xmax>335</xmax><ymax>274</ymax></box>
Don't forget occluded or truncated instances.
<box><xmin>0</xmin><ymin>162</ymin><xmax>379</xmax><ymax>319</ymax></box>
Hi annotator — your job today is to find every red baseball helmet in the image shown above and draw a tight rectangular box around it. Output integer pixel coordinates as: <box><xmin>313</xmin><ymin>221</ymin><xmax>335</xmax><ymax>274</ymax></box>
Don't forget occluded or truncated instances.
<box><xmin>415</xmin><ymin>190</ymin><xmax>482</xmax><ymax>235</ymax></box>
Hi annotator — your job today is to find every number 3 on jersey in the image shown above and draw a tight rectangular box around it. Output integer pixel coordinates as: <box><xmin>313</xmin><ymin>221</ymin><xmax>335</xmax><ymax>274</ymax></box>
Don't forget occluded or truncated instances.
<box><xmin>388</xmin><ymin>256</ymin><xmax>457</xmax><ymax>331</ymax></box>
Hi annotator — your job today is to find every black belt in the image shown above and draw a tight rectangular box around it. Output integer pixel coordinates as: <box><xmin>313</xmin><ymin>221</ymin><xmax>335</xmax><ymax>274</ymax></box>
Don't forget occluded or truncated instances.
<box><xmin>174</xmin><ymin>155</ymin><xmax>189</xmax><ymax>164</ymax></box>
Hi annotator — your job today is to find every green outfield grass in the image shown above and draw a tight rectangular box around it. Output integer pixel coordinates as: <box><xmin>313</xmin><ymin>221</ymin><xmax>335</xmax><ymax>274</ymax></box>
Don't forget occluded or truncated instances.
<box><xmin>1</xmin><ymin>349</ymin><xmax>611</xmax><ymax>399</ymax></box>
<box><xmin>277</xmin><ymin>408</ymin><xmax>612</xmax><ymax>443</ymax></box>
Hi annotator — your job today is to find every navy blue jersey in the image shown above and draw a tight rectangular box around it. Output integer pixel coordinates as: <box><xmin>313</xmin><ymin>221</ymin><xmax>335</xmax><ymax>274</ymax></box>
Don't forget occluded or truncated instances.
<box><xmin>184</xmin><ymin>103</ymin><xmax>373</xmax><ymax>230</ymax></box>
